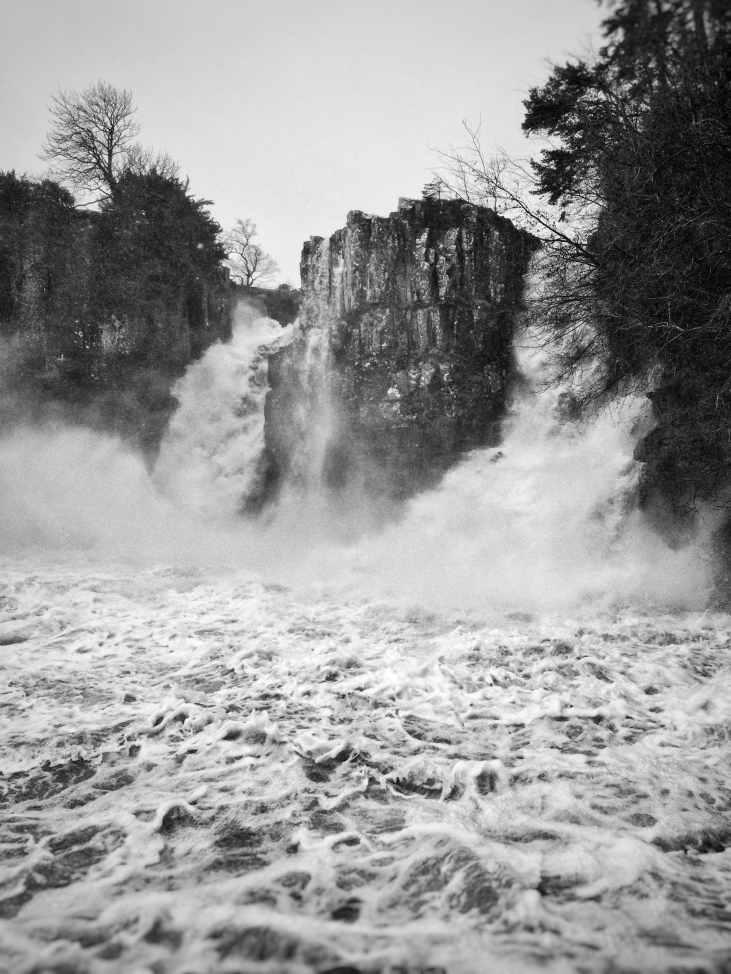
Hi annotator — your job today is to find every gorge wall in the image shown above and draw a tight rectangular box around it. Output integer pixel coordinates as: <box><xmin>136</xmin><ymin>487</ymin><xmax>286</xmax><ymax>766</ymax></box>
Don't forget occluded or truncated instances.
<box><xmin>0</xmin><ymin>173</ymin><xmax>233</xmax><ymax>452</ymax></box>
<box><xmin>263</xmin><ymin>197</ymin><xmax>538</xmax><ymax>500</ymax></box>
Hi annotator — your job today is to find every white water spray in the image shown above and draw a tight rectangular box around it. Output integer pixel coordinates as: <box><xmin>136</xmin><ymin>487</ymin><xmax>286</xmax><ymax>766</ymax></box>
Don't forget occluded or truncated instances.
<box><xmin>0</xmin><ymin>305</ymin><xmax>714</xmax><ymax>614</ymax></box>
<box><xmin>154</xmin><ymin>304</ymin><xmax>292</xmax><ymax>518</ymax></box>
<box><xmin>331</xmin><ymin>340</ymin><xmax>712</xmax><ymax>614</ymax></box>
<box><xmin>2</xmin><ymin>302</ymin><xmax>728</xmax><ymax>974</ymax></box>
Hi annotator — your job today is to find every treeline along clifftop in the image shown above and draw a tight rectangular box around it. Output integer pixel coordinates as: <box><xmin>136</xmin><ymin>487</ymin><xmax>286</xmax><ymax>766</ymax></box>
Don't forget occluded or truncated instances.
<box><xmin>0</xmin><ymin>170</ymin><xmax>299</xmax><ymax>452</ymax></box>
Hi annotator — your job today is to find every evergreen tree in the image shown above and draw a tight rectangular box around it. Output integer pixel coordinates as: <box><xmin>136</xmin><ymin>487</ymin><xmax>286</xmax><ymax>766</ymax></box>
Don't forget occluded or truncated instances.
<box><xmin>99</xmin><ymin>169</ymin><xmax>224</xmax><ymax>285</ymax></box>
<box><xmin>512</xmin><ymin>1</ymin><xmax>731</xmax><ymax>507</ymax></box>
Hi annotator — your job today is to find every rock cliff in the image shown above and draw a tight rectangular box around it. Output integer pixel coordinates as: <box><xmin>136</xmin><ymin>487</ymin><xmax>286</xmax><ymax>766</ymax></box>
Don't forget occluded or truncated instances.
<box><xmin>263</xmin><ymin>197</ymin><xmax>538</xmax><ymax>499</ymax></box>
<box><xmin>0</xmin><ymin>172</ymin><xmax>233</xmax><ymax>451</ymax></box>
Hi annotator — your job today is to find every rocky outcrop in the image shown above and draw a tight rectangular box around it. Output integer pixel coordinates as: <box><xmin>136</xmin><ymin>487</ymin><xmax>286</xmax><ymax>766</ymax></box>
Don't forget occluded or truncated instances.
<box><xmin>241</xmin><ymin>284</ymin><xmax>301</xmax><ymax>327</ymax></box>
<box><xmin>264</xmin><ymin>197</ymin><xmax>538</xmax><ymax>499</ymax></box>
<box><xmin>0</xmin><ymin>173</ymin><xmax>233</xmax><ymax>451</ymax></box>
<box><xmin>634</xmin><ymin>376</ymin><xmax>731</xmax><ymax>517</ymax></box>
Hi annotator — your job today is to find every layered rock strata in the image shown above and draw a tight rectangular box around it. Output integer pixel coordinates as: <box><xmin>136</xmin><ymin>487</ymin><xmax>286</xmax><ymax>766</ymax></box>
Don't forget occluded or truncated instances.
<box><xmin>264</xmin><ymin>197</ymin><xmax>538</xmax><ymax>499</ymax></box>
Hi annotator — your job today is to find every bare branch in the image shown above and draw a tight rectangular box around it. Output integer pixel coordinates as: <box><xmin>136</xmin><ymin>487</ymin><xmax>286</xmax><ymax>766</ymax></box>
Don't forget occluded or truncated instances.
<box><xmin>222</xmin><ymin>218</ymin><xmax>280</xmax><ymax>287</ymax></box>
<box><xmin>40</xmin><ymin>81</ymin><xmax>140</xmax><ymax>198</ymax></box>
<box><xmin>124</xmin><ymin>143</ymin><xmax>180</xmax><ymax>181</ymax></box>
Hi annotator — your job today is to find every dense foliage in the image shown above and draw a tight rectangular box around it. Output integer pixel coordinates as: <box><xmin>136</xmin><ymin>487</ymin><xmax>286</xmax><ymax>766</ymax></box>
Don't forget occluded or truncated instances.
<box><xmin>96</xmin><ymin>169</ymin><xmax>225</xmax><ymax>319</ymax></box>
<box><xmin>0</xmin><ymin>168</ymin><xmax>231</xmax><ymax>450</ymax></box>
<box><xmin>0</xmin><ymin>81</ymin><xmax>293</xmax><ymax>453</ymax></box>
<box><xmin>520</xmin><ymin>1</ymin><xmax>731</xmax><ymax>509</ymax></box>
<box><xmin>0</xmin><ymin>171</ymin><xmax>84</xmax><ymax>363</ymax></box>
<box><xmin>0</xmin><ymin>170</ymin><xmax>76</xmax><ymax>217</ymax></box>
<box><xmin>0</xmin><ymin>173</ymin><xmax>75</xmax><ymax>325</ymax></box>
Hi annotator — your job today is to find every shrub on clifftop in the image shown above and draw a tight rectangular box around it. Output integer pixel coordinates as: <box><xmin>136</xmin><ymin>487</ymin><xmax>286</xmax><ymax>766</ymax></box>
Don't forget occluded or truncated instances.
<box><xmin>96</xmin><ymin>168</ymin><xmax>225</xmax><ymax>304</ymax></box>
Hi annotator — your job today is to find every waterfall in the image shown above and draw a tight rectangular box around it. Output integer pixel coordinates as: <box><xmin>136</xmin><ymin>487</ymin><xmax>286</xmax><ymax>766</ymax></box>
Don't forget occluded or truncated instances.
<box><xmin>282</xmin><ymin>323</ymin><xmax>336</xmax><ymax>492</ymax></box>
<box><xmin>1</xmin><ymin>245</ymin><xmax>726</xmax><ymax>974</ymax></box>
<box><xmin>332</xmin><ymin>338</ymin><xmax>712</xmax><ymax>614</ymax></box>
<box><xmin>153</xmin><ymin>302</ymin><xmax>293</xmax><ymax>518</ymax></box>
<box><xmin>283</xmin><ymin>235</ymin><xmax>341</xmax><ymax>492</ymax></box>
<box><xmin>0</xmin><ymin>294</ymin><xmax>712</xmax><ymax>612</ymax></box>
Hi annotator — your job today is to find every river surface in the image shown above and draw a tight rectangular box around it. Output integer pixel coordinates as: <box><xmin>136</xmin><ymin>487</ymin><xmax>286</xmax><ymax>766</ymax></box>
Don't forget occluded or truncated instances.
<box><xmin>2</xmin><ymin>312</ymin><xmax>731</xmax><ymax>972</ymax></box>
<box><xmin>2</xmin><ymin>559</ymin><xmax>731</xmax><ymax>973</ymax></box>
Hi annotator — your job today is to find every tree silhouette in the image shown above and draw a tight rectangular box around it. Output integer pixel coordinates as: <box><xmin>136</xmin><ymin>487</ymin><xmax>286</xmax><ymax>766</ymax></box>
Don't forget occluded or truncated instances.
<box><xmin>222</xmin><ymin>219</ymin><xmax>280</xmax><ymax>287</ymax></box>
<box><xmin>41</xmin><ymin>81</ymin><xmax>179</xmax><ymax>201</ymax></box>
<box><xmin>439</xmin><ymin>0</ymin><xmax>731</xmax><ymax>508</ymax></box>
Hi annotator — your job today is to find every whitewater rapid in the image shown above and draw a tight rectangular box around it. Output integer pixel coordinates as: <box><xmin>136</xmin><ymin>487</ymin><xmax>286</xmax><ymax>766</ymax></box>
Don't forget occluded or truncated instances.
<box><xmin>2</xmin><ymin>564</ymin><xmax>731</xmax><ymax>973</ymax></box>
<box><xmin>1</xmin><ymin>306</ymin><xmax>730</xmax><ymax>973</ymax></box>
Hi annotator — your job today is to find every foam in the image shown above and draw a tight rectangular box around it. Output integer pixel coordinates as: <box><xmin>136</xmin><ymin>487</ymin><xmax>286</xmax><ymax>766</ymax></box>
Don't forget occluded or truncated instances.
<box><xmin>1</xmin><ymin>308</ymin><xmax>729</xmax><ymax>971</ymax></box>
<box><xmin>1</xmin><ymin>563</ymin><xmax>731</xmax><ymax>972</ymax></box>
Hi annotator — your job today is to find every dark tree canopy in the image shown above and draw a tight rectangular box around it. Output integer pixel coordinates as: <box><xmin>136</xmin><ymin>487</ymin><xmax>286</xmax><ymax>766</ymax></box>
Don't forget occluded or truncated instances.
<box><xmin>599</xmin><ymin>0</ymin><xmax>731</xmax><ymax>88</ymax></box>
<box><xmin>0</xmin><ymin>170</ymin><xmax>76</xmax><ymax>218</ymax></box>
<box><xmin>420</xmin><ymin>0</ymin><xmax>731</xmax><ymax>509</ymax></box>
<box><xmin>508</xmin><ymin>0</ymin><xmax>731</xmax><ymax>507</ymax></box>
<box><xmin>99</xmin><ymin>169</ymin><xmax>225</xmax><ymax>283</ymax></box>
<box><xmin>0</xmin><ymin>172</ymin><xmax>78</xmax><ymax>327</ymax></box>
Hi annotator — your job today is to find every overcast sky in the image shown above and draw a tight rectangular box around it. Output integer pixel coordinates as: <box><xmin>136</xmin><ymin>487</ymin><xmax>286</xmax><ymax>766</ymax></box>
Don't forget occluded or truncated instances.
<box><xmin>1</xmin><ymin>0</ymin><xmax>604</xmax><ymax>284</ymax></box>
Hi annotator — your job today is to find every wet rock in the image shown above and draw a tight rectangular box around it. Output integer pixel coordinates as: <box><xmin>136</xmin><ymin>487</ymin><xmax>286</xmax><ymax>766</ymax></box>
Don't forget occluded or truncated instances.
<box><xmin>264</xmin><ymin>197</ymin><xmax>537</xmax><ymax>500</ymax></box>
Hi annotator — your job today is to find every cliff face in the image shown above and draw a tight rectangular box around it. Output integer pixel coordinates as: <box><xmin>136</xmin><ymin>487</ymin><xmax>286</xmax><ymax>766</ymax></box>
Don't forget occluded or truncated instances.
<box><xmin>633</xmin><ymin>378</ymin><xmax>730</xmax><ymax>518</ymax></box>
<box><xmin>264</xmin><ymin>197</ymin><xmax>538</xmax><ymax>499</ymax></box>
<box><xmin>0</xmin><ymin>174</ymin><xmax>233</xmax><ymax>451</ymax></box>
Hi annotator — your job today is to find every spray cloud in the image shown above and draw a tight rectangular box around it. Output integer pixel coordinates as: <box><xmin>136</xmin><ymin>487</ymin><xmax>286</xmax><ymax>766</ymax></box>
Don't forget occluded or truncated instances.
<box><xmin>0</xmin><ymin>303</ymin><xmax>714</xmax><ymax>616</ymax></box>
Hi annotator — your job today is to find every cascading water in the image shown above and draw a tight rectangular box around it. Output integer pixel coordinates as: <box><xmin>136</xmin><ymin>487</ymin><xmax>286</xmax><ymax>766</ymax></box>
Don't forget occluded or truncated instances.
<box><xmin>154</xmin><ymin>304</ymin><xmax>293</xmax><ymax>519</ymax></box>
<box><xmin>2</xmin><ymin>302</ymin><xmax>730</xmax><ymax>974</ymax></box>
<box><xmin>281</xmin><ymin>323</ymin><xmax>335</xmax><ymax>492</ymax></box>
<box><xmin>335</xmin><ymin>339</ymin><xmax>712</xmax><ymax>615</ymax></box>
<box><xmin>279</xmin><ymin>235</ymin><xmax>341</xmax><ymax>494</ymax></box>
<box><xmin>0</xmin><ymin>297</ymin><xmax>710</xmax><ymax>605</ymax></box>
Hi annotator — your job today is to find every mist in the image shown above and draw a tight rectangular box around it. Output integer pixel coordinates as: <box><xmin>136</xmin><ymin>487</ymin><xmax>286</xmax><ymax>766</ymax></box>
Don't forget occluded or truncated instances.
<box><xmin>0</xmin><ymin>303</ymin><xmax>714</xmax><ymax>619</ymax></box>
<box><xmin>3</xmin><ymin>310</ymin><xmax>730</xmax><ymax>974</ymax></box>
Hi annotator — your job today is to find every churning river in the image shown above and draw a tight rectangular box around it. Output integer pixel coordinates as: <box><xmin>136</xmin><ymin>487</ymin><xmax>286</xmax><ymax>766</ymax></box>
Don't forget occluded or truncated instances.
<box><xmin>1</xmin><ymin>308</ymin><xmax>730</xmax><ymax>974</ymax></box>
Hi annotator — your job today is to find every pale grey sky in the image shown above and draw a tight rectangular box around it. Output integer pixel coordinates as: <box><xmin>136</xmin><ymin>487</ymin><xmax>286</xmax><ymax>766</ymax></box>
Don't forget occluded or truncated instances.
<box><xmin>1</xmin><ymin>0</ymin><xmax>604</xmax><ymax>283</ymax></box>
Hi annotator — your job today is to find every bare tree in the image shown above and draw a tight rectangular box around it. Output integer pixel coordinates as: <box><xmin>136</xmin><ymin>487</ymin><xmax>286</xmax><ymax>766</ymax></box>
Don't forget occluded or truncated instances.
<box><xmin>437</xmin><ymin>124</ymin><xmax>607</xmax><ymax>396</ymax></box>
<box><xmin>41</xmin><ymin>82</ymin><xmax>141</xmax><ymax>198</ymax></box>
<box><xmin>440</xmin><ymin>34</ymin><xmax>731</xmax><ymax>509</ymax></box>
<box><xmin>40</xmin><ymin>81</ymin><xmax>179</xmax><ymax>200</ymax></box>
<box><xmin>222</xmin><ymin>218</ymin><xmax>280</xmax><ymax>287</ymax></box>
<box><xmin>439</xmin><ymin>121</ymin><xmax>600</xmax><ymax>253</ymax></box>
<box><xmin>123</xmin><ymin>143</ymin><xmax>180</xmax><ymax>182</ymax></box>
